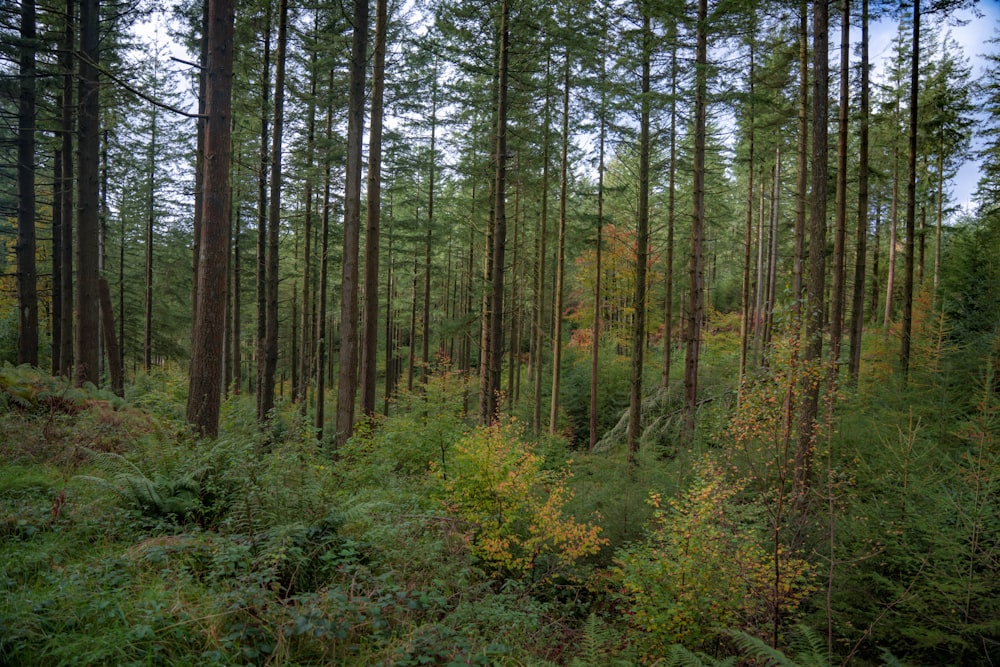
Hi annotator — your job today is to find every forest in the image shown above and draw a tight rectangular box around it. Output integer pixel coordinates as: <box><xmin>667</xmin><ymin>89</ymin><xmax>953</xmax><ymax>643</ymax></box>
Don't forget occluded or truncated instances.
<box><xmin>2</xmin><ymin>0</ymin><xmax>1000</xmax><ymax>663</ymax></box>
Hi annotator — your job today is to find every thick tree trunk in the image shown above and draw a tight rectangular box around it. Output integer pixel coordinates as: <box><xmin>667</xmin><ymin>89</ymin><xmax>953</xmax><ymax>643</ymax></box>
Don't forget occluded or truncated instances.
<box><xmin>17</xmin><ymin>0</ymin><xmax>38</xmax><ymax>367</ymax></box>
<box><xmin>192</xmin><ymin>0</ymin><xmax>208</xmax><ymax>328</ymax></box>
<box><xmin>186</xmin><ymin>0</ymin><xmax>235</xmax><ymax>438</ymax></box>
<box><xmin>75</xmin><ymin>0</ymin><xmax>100</xmax><ymax>386</ymax></box>
<box><xmin>336</xmin><ymin>0</ymin><xmax>369</xmax><ymax>446</ymax></box>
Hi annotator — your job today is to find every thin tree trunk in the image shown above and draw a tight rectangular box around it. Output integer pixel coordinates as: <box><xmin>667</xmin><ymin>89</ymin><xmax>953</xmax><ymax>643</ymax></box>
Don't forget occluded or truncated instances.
<box><xmin>549</xmin><ymin>52</ymin><xmax>570</xmax><ymax>434</ymax></box>
<box><xmin>792</xmin><ymin>0</ymin><xmax>809</xmax><ymax>324</ymax></box>
<box><xmin>933</xmin><ymin>150</ymin><xmax>944</xmax><ymax>297</ymax></box>
<box><xmin>532</xmin><ymin>56</ymin><xmax>552</xmax><ymax>434</ymax></box>
<box><xmin>233</xmin><ymin>206</ymin><xmax>242</xmax><ymax>394</ymax></box>
<box><xmin>254</xmin><ymin>4</ymin><xmax>271</xmax><ymax>421</ymax></box>
<box><xmin>796</xmin><ymin>0</ymin><xmax>829</xmax><ymax>499</ymax></box>
<box><xmin>871</xmin><ymin>203</ymin><xmax>881</xmax><ymax>321</ymax></box>
<box><xmin>192</xmin><ymin>0</ymin><xmax>208</xmax><ymax>328</ymax></box>
<box><xmin>99</xmin><ymin>278</ymin><xmax>122</xmax><ymax>396</ymax></box>
<box><xmin>591</xmin><ymin>57</ymin><xmax>608</xmax><ymax>451</ymax></box>
<box><xmin>17</xmin><ymin>0</ymin><xmax>38</xmax><ymax>367</ymax></box>
<box><xmin>144</xmin><ymin>86</ymin><xmax>158</xmax><ymax>373</ymax></box>
<box><xmin>629</xmin><ymin>6</ymin><xmax>652</xmax><ymax>455</ymax></box>
<box><xmin>739</xmin><ymin>30</ymin><xmax>756</xmax><ymax>393</ymax></box>
<box><xmin>335</xmin><ymin>0</ymin><xmax>369</xmax><ymax>446</ymax></box>
<box><xmin>314</xmin><ymin>75</ymin><xmax>335</xmax><ymax>439</ymax></box>
<box><xmin>849</xmin><ymin>0</ymin><xmax>870</xmax><ymax>383</ymax></box>
<box><xmin>53</xmin><ymin>145</ymin><xmax>63</xmax><ymax>374</ymax></box>
<box><xmin>830</xmin><ymin>0</ymin><xmax>850</xmax><ymax>368</ymax></box>
<box><xmin>480</xmin><ymin>0</ymin><xmax>509</xmax><ymax>425</ymax></box>
<box><xmin>422</xmin><ymin>73</ymin><xmax>437</xmax><ymax>384</ymax></box>
<box><xmin>298</xmin><ymin>46</ymin><xmax>319</xmax><ymax>410</ymax></box>
<box><xmin>662</xmin><ymin>33</ymin><xmax>677</xmax><ymax>392</ymax></box>
<box><xmin>186</xmin><ymin>0</ymin><xmax>235</xmax><ymax>438</ymax></box>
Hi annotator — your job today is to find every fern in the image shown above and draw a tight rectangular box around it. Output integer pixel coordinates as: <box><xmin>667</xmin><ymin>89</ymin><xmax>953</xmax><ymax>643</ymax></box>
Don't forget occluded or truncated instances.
<box><xmin>664</xmin><ymin>645</ymin><xmax>738</xmax><ymax>667</ymax></box>
<box><xmin>725</xmin><ymin>624</ymin><xmax>831</xmax><ymax>667</ymax></box>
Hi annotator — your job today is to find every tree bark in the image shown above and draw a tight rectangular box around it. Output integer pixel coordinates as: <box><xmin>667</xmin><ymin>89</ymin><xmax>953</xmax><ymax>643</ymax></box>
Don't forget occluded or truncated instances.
<box><xmin>58</xmin><ymin>0</ymin><xmax>75</xmax><ymax>377</ymax></box>
<box><xmin>480</xmin><ymin>0</ymin><xmax>509</xmax><ymax>425</ymax></box>
<box><xmin>531</xmin><ymin>57</ymin><xmax>552</xmax><ymax>434</ymax></box>
<box><xmin>297</xmin><ymin>42</ymin><xmax>319</xmax><ymax>410</ymax></box>
<box><xmin>830</xmin><ymin>0</ymin><xmax>850</xmax><ymax>368</ymax></box>
<box><xmin>550</xmin><ymin>52</ymin><xmax>571</xmax><ymax>434</ymax></box>
<box><xmin>254</xmin><ymin>4</ymin><xmax>271</xmax><ymax>422</ymax></box>
<box><xmin>591</xmin><ymin>58</ymin><xmax>608</xmax><ymax>451</ymax></box>
<box><xmin>629</xmin><ymin>6</ymin><xmax>651</xmax><ymax>454</ymax></box>
<box><xmin>335</xmin><ymin>0</ymin><xmax>369</xmax><ymax>446</ymax></box>
<box><xmin>683</xmin><ymin>0</ymin><xmax>708</xmax><ymax>444</ymax></box>
<box><xmin>315</xmin><ymin>74</ymin><xmax>335</xmax><ymax>439</ymax></box>
<box><xmin>900</xmin><ymin>0</ymin><xmax>920</xmax><ymax>379</ymax></box>
<box><xmin>99</xmin><ymin>278</ymin><xmax>123</xmax><ymax>396</ymax></box>
<box><xmin>796</xmin><ymin>0</ymin><xmax>829</xmax><ymax>499</ymax></box>
<box><xmin>792</xmin><ymin>0</ymin><xmax>809</xmax><ymax>324</ymax></box>
<box><xmin>849</xmin><ymin>0</ymin><xmax>870</xmax><ymax>383</ymax></box>
<box><xmin>17</xmin><ymin>0</ymin><xmax>38</xmax><ymax>367</ymax></box>
<box><xmin>186</xmin><ymin>0</ymin><xmax>235</xmax><ymax>438</ymax></box>
<box><xmin>75</xmin><ymin>0</ymin><xmax>100</xmax><ymax>386</ymax></box>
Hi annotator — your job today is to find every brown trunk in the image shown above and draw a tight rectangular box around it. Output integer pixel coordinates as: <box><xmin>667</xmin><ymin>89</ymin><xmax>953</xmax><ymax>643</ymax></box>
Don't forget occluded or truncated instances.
<box><xmin>682</xmin><ymin>0</ymin><xmax>708</xmax><ymax>443</ymax></box>
<box><xmin>662</xmin><ymin>33</ymin><xmax>678</xmax><ymax>392</ymax></box>
<box><xmin>335</xmin><ymin>0</ymin><xmax>368</xmax><ymax>446</ymax></box>
<box><xmin>298</xmin><ymin>43</ymin><xmax>319</xmax><ymax>410</ymax></box>
<box><xmin>75</xmin><ymin>0</ymin><xmax>100</xmax><ymax>386</ymax></box>
<box><xmin>900</xmin><ymin>0</ymin><xmax>920</xmax><ymax>379</ymax></box>
<box><xmin>591</xmin><ymin>58</ymin><xmax>608</xmax><ymax>451</ymax></box>
<box><xmin>144</xmin><ymin>87</ymin><xmax>157</xmax><ymax>372</ymax></box>
<box><xmin>422</xmin><ymin>77</ymin><xmax>437</xmax><ymax>384</ymax></box>
<box><xmin>261</xmin><ymin>0</ymin><xmax>288</xmax><ymax>419</ymax></box>
<box><xmin>849</xmin><ymin>0</ymin><xmax>870</xmax><ymax>383</ymax></box>
<box><xmin>254</xmin><ymin>4</ymin><xmax>271</xmax><ymax>421</ymax></box>
<box><xmin>796</xmin><ymin>0</ymin><xmax>829</xmax><ymax>499</ymax></box>
<box><xmin>191</xmin><ymin>0</ymin><xmax>208</xmax><ymax>330</ymax></box>
<box><xmin>549</xmin><ymin>53</ymin><xmax>570</xmax><ymax>434</ymax></box>
<box><xmin>186</xmin><ymin>0</ymin><xmax>235</xmax><ymax>438</ymax></box>
<box><xmin>738</xmin><ymin>33</ymin><xmax>756</xmax><ymax>393</ymax></box>
<box><xmin>792</xmin><ymin>0</ymin><xmax>809</xmax><ymax>324</ymax></box>
<box><xmin>17</xmin><ymin>0</ymin><xmax>38</xmax><ymax>367</ymax></box>
<box><xmin>532</xmin><ymin>57</ymin><xmax>552</xmax><ymax>434</ymax></box>
<box><xmin>58</xmin><ymin>0</ymin><xmax>75</xmax><ymax>377</ymax></box>
<box><xmin>99</xmin><ymin>278</ymin><xmax>122</xmax><ymax>396</ymax></box>
<box><xmin>830</xmin><ymin>0</ymin><xmax>850</xmax><ymax>368</ymax></box>
<box><xmin>315</xmin><ymin>73</ymin><xmax>335</xmax><ymax>439</ymax></box>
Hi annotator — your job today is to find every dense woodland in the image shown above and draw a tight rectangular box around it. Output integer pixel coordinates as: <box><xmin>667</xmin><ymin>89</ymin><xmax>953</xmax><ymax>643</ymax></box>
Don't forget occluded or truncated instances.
<box><xmin>2</xmin><ymin>0</ymin><xmax>1000</xmax><ymax>664</ymax></box>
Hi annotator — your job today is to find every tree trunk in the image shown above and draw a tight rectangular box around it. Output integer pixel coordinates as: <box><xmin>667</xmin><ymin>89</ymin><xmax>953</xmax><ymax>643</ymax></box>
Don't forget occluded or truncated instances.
<box><xmin>532</xmin><ymin>57</ymin><xmax>552</xmax><ymax>434</ymax></box>
<box><xmin>192</xmin><ymin>0</ymin><xmax>208</xmax><ymax>330</ymax></box>
<box><xmin>792</xmin><ymin>0</ymin><xmax>809</xmax><ymax>324</ymax></box>
<box><xmin>75</xmin><ymin>0</ymin><xmax>100</xmax><ymax>386</ymax></box>
<box><xmin>53</xmin><ymin>145</ymin><xmax>63</xmax><ymax>374</ymax></box>
<box><xmin>298</xmin><ymin>44</ymin><xmax>319</xmax><ymax>410</ymax></box>
<box><xmin>900</xmin><ymin>0</ymin><xmax>920</xmax><ymax>378</ymax></box>
<box><xmin>480</xmin><ymin>0</ymin><xmax>509</xmax><ymax>425</ymax></box>
<box><xmin>591</xmin><ymin>57</ymin><xmax>608</xmax><ymax>451</ymax></box>
<box><xmin>849</xmin><ymin>0</ymin><xmax>870</xmax><ymax>383</ymax></box>
<box><xmin>683</xmin><ymin>0</ymin><xmax>708</xmax><ymax>444</ymax></box>
<box><xmin>233</xmin><ymin>206</ymin><xmax>242</xmax><ymax>394</ymax></box>
<box><xmin>549</xmin><ymin>52</ymin><xmax>570</xmax><ymax>434</ymax></box>
<box><xmin>144</xmin><ymin>85</ymin><xmax>158</xmax><ymax>373</ymax></box>
<box><xmin>261</xmin><ymin>0</ymin><xmax>289</xmax><ymax>420</ymax></box>
<box><xmin>422</xmin><ymin>73</ymin><xmax>437</xmax><ymax>384</ymax></box>
<box><xmin>629</xmin><ymin>7</ymin><xmax>651</xmax><ymax>455</ymax></box>
<box><xmin>830</xmin><ymin>0</ymin><xmax>850</xmax><ymax>370</ymax></box>
<box><xmin>99</xmin><ymin>278</ymin><xmax>122</xmax><ymax>396</ymax></box>
<box><xmin>360</xmin><ymin>0</ymin><xmax>386</xmax><ymax>416</ymax></box>
<box><xmin>738</xmin><ymin>29</ymin><xmax>756</xmax><ymax>393</ymax></box>
<box><xmin>254</xmin><ymin>4</ymin><xmax>271</xmax><ymax>422</ymax></box>
<box><xmin>336</xmin><ymin>0</ymin><xmax>369</xmax><ymax>446</ymax></box>
<box><xmin>17</xmin><ymin>0</ymin><xmax>38</xmax><ymax>367</ymax></box>
<box><xmin>186</xmin><ymin>0</ymin><xmax>235</xmax><ymax>438</ymax></box>
<box><xmin>662</xmin><ymin>33</ymin><xmax>677</xmax><ymax>393</ymax></box>
<box><xmin>315</xmin><ymin>74</ymin><xmax>335</xmax><ymax>439</ymax></box>
<box><xmin>796</xmin><ymin>0</ymin><xmax>829</xmax><ymax>499</ymax></box>
<box><xmin>59</xmin><ymin>0</ymin><xmax>74</xmax><ymax>378</ymax></box>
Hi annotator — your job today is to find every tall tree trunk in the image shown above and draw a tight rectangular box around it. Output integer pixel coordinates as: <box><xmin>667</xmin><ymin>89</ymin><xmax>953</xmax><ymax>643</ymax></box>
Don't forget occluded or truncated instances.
<box><xmin>683</xmin><ymin>0</ymin><xmax>708</xmax><ymax>444</ymax></box>
<box><xmin>480</xmin><ymin>0</ymin><xmax>509</xmax><ymax>425</ymax></box>
<box><xmin>738</xmin><ymin>26</ymin><xmax>756</xmax><ymax>393</ymax></box>
<box><xmin>871</xmin><ymin>203</ymin><xmax>881</xmax><ymax>320</ymax></box>
<box><xmin>532</xmin><ymin>57</ymin><xmax>552</xmax><ymax>434</ymax></box>
<box><xmin>254</xmin><ymin>4</ymin><xmax>271</xmax><ymax>421</ymax></box>
<box><xmin>933</xmin><ymin>150</ymin><xmax>944</xmax><ymax>296</ymax></box>
<box><xmin>314</xmin><ymin>75</ymin><xmax>335</xmax><ymax>439</ymax></box>
<box><xmin>884</xmin><ymin>148</ymin><xmax>899</xmax><ymax>328</ymax></box>
<box><xmin>591</xmin><ymin>57</ymin><xmax>608</xmax><ymax>451</ymax></box>
<box><xmin>830</xmin><ymin>0</ymin><xmax>850</xmax><ymax>368</ymax></box>
<box><xmin>144</xmin><ymin>87</ymin><xmax>158</xmax><ymax>373</ymax></box>
<box><xmin>422</xmin><ymin>71</ymin><xmax>437</xmax><ymax>384</ymax></box>
<box><xmin>549</xmin><ymin>52</ymin><xmax>570</xmax><ymax>434</ymax></box>
<box><xmin>59</xmin><ymin>0</ymin><xmax>74</xmax><ymax>377</ymax></box>
<box><xmin>662</xmin><ymin>33</ymin><xmax>678</xmax><ymax>392</ymax></box>
<box><xmin>298</xmin><ymin>44</ymin><xmax>319</xmax><ymax>410</ymax></box>
<box><xmin>792</xmin><ymin>0</ymin><xmax>809</xmax><ymax>324</ymax></box>
<box><xmin>17</xmin><ymin>0</ymin><xmax>38</xmax><ymax>367</ymax></box>
<box><xmin>233</xmin><ymin>206</ymin><xmax>242</xmax><ymax>394</ymax></box>
<box><xmin>629</xmin><ymin>7</ymin><xmax>651</xmax><ymax>455</ymax></box>
<box><xmin>336</xmin><ymin>0</ymin><xmax>369</xmax><ymax>446</ymax></box>
<box><xmin>849</xmin><ymin>0</ymin><xmax>870</xmax><ymax>383</ymax></box>
<box><xmin>796</xmin><ymin>0</ymin><xmax>829</xmax><ymax>499</ymax></box>
<box><xmin>383</xmin><ymin>208</ymin><xmax>396</xmax><ymax>414</ymax></box>
<box><xmin>53</xmin><ymin>145</ymin><xmax>62</xmax><ymax>374</ymax></box>
<box><xmin>360</xmin><ymin>0</ymin><xmax>386</xmax><ymax>416</ymax></box>
<box><xmin>99</xmin><ymin>278</ymin><xmax>122</xmax><ymax>395</ymax></box>
<box><xmin>900</xmin><ymin>0</ymin><xmax>920</xmax><ymax>378</ymax></box>
<box><xmin>186</xmin><ymin>0</ymin><xmax>235</xmax><ymax>438</ymax></box>
<box><xmin>192</xmin><ymin>0</ymin><xmax>208</xmax><ymax>329</ymax></box>
<box><xmin>261</xmin><ymin>0</ymin><xmax>289</xmax><ymax>420</ymax></box>
<box><xmin>75</xmin><ymin>0</ymin><xmax>100</xmax><ymax>386</ymax></box>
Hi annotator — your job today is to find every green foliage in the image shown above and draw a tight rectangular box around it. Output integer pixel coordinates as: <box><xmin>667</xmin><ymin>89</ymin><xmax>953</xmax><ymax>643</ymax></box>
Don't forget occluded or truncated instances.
<box><xmin>613</xmin><ymin>455</ymin><xmax>814</xmax><ymax>657</ymax></box>
<box><xmin>434</xmin><ymin>418</ymin><xmax>608</xmax><ymax>580</ymax></box>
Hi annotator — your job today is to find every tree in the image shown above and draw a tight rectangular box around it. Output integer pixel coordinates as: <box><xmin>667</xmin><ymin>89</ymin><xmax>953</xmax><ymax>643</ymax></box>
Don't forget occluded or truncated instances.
<box><xmin>848</xmin><ymin>0</ymin><xmax>871</xmax><ymax>383</ymax></box>
<box><xmin>16</xmin><ymin>0</ymin><xmax>38</xmax><ymax>367</ymax></box>
<box><xmin>335</xmin><ymin>0</ymin><xmax>368</xmax><ymax>447</ymax></box>
<box><xmin>360</xmin><ymin>0</ymin><xmax>387</xmax><ymax>418</ymax></box>
<box><xmin>186</xmin><ymin>0</ymin><xmax>235</xmax><ymax>438</ymax></box>
<box><xmin>682</xmin><ymin>0</ymin><xmax>708</xmax><ymax>443</ymax></box>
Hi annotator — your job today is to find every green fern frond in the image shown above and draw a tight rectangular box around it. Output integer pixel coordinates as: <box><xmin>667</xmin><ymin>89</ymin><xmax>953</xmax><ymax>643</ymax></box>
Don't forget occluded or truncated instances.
<box><xmin>725</xmin><ymin>630</ymin><xmax>801</xmax><ymax>667</ymax></box>
<box><xmin>664</xmin><ymin>644</ymin><xmax>737</xmax><ymax>667</ymax></box>
<box><xmin>784</xmin><ymin>624</ymin><xmax>832</xmax><ymax>667</ymax></box>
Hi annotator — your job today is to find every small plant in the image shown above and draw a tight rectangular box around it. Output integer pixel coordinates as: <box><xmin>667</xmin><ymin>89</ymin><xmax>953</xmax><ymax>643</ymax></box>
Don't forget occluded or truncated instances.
<box><xmin>434</xmin><ymin>419</ymin><xmax>607</xmax><ymax>581</ymax></box>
